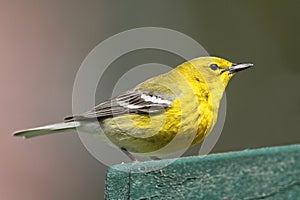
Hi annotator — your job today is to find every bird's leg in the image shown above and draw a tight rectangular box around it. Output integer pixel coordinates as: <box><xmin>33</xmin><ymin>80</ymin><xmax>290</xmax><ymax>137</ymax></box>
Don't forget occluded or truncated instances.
<box><xmin>150</xmin><ymin>156</ymin><xmax>161</xmax><ymax>160</ymax></box>
<box><xmin>121</xmin><ymin>147</ymin><xmax>138</xmax><ymax>162</ymax></box>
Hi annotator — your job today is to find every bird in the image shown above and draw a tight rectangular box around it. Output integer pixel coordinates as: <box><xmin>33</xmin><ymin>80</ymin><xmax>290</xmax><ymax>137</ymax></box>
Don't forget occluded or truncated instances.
<box><xmin>13</xmin><ymin>56</ymin><xmax>253</xmax><ymax>161</ymax></box>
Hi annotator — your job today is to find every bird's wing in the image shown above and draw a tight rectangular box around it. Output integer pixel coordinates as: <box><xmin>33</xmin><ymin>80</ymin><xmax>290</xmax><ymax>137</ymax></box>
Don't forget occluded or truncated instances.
<box><xmin>64</xmin><ymin>89</ymin><xmax>176</xmax><ymax>122</ymax></box>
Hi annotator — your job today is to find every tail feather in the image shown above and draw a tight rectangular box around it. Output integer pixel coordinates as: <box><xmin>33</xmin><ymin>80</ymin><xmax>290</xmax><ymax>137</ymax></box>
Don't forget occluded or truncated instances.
<box><xmin>13</xmin><ymin>122</ymin><xmax>80</xmax><ymax>138</ymax></box>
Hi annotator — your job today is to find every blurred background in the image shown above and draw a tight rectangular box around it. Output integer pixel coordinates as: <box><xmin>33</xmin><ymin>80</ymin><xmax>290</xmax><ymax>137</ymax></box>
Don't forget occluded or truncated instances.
<box><xmin>1</xmin><ymin>1</ymin><xmax>299</xmax><ymax>199</ymax></box>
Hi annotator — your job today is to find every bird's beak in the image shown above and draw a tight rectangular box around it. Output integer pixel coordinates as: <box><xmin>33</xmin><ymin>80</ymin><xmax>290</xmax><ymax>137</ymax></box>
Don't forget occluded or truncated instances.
<box><xmin>227</xmin><ymin>63</ymin><xmax>254</xmax><ymax>74</ymax></box>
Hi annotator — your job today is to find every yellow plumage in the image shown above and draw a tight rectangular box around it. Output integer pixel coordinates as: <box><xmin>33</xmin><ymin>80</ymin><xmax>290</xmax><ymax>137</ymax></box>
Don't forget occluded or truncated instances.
<box><xmin>13</xmin><ymin>56</ymin><xmax>253</xmax><ymax>160</ymax></box>
<box><xmin>99</xmin><ymin>57</ymin><xmax>250</xmax><ymax>155</ymax></box>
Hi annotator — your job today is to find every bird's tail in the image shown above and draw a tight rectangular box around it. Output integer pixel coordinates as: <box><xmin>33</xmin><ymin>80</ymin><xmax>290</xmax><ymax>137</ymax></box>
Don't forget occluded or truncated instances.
<box><xmin>13</xmin><ymin>121</ymin><xmax>80</xmax><ymax>138</ymax></box>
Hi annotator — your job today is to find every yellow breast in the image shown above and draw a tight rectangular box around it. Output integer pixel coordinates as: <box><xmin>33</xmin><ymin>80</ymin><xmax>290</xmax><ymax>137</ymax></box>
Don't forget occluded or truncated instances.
<box><xmin>100</xmin><ymin>63</ymin><xmax>216</xmax><ymax>156</ymax></box>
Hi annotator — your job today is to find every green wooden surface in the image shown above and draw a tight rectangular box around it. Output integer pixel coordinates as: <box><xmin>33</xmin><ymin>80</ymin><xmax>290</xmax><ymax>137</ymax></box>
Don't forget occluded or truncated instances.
<box><xmin>105</xmin><ymin>145</ymin><xmax>300</xmax><ymax>200</ymax></box>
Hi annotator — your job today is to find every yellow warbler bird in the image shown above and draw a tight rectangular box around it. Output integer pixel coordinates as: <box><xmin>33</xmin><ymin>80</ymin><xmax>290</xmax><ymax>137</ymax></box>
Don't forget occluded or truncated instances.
<box><xmin>13</xmin><ymin>56</ymin><xmax>253</xmax><ymax>161</ymax></box>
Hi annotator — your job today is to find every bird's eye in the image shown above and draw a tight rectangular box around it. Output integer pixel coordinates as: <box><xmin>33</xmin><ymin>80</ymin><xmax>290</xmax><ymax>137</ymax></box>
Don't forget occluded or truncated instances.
<box><xmin>209</xmin><ymin>64</ymin><xmax>218</xmax><ymax>71</ymax></box>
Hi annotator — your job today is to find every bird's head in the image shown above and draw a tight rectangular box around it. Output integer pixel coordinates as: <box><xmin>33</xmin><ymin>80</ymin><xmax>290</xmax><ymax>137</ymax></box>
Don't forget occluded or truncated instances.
<box><xmin>189</xmin><ymin>56</ymin><xmax>253</xmax><ymax>87</ymax></box>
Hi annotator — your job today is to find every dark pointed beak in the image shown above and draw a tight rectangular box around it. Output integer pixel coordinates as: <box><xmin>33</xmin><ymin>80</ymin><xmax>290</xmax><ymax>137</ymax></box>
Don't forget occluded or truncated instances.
<box><xmin>228</xmin><ymin>63</ymin><xmax>253</xmax><ymax>74</ymax></box>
